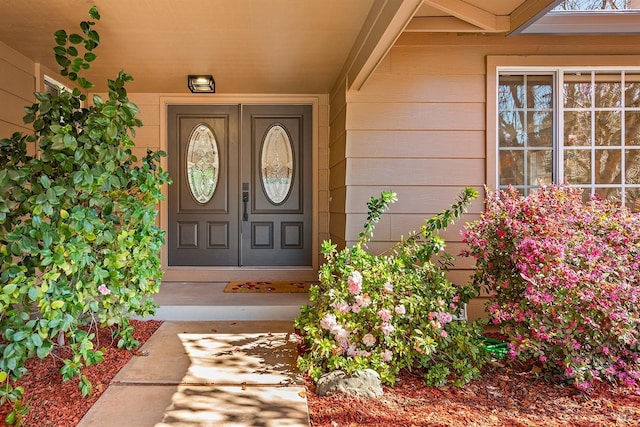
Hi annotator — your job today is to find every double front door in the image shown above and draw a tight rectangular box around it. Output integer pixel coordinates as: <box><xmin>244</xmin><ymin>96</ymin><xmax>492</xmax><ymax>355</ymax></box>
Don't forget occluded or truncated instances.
<box><xmin>167</xmin><ymin>104</ymin><xmax>312</xmax><ymax>266</ymax></box>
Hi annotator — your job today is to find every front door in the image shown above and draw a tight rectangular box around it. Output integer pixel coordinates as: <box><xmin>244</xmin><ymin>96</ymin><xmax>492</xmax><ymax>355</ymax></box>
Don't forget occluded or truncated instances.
<box><xmin>167</xmin><ymin>104</ymin><xmax>312</xmax><ymax>266</ymax></box>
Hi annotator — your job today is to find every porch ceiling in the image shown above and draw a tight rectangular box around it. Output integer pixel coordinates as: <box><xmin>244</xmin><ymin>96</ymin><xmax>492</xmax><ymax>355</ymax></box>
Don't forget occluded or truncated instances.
<box><xmin>0</xmin><ymin>1</ymin><xmax>561</xmax><ymax>94</ymax></box>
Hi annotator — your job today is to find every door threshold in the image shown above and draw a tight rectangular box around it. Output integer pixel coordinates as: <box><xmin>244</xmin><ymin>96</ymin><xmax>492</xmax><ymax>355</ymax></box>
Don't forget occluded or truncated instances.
<box><xmin>163</xmin><ymin>266</ymin><xmax>317</xmax><ymax>282</ymax></box>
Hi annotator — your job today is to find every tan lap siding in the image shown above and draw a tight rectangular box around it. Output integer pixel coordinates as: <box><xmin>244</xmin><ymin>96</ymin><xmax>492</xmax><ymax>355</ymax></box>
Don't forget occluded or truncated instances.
<box><xmin>127</xmin><ymin>94</ymin><xmax>161</xmax><ymax>161</ymax></box>
<box><xmin>329</xmin><ymin>78</ymin><xmax>349</xmax><ymax>249</ymax></box>
<box><xmin>343</xmin><ymin>43</ymin><xmax>487</xmax><ymax>320</ymax></box>
<box><xmin>339</xmin><ymin>33</ymin><xmax>640</xmax><ymax>321</ymax></box>
<box><xmin>0</xmin><ymin>42</ymin><xmax>35</xmax><ymax>153</ymax></box>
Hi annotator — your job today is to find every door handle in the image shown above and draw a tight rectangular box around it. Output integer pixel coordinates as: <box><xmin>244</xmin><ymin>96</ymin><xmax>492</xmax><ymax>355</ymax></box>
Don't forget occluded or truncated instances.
<box><xmin>242</xmin><ymin>183</ymin><xmax>249</xmax><ymax>221</ymax></box>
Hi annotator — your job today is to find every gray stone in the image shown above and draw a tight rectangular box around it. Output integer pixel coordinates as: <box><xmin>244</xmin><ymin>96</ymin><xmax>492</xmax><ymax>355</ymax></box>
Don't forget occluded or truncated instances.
<box><xmin>316</xmin><ymin>369</ymin><xmax>383</xmax><ymax>398</ymax></box>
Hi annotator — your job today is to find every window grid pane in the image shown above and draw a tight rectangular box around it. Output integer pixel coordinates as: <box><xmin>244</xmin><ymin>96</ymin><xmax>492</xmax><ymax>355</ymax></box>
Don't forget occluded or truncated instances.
<box><xmin>498</xmin><ymin>69</ymin><xmax>640</xmax><ymax>212</ymax></box>
<box><xmin>561</xmin><ymin>71</ymin><xmax>638</xmax><ymax>209</ymax></box>
<box><xmin>498</xmin><ymin>74</ymin><xmax>554</xmax><ymax>194</ymax></box>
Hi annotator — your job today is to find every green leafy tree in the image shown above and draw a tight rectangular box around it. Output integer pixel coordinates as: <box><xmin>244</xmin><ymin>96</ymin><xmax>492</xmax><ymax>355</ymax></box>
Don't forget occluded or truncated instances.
<box><xmin>0</xmin><ymin>7</ymin><xmax>170</xmax><ymax>423</ymax></box>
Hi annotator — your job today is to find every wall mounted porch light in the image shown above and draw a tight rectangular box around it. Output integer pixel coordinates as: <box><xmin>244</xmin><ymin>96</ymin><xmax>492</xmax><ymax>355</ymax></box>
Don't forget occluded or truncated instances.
<box><xmin>187</xmin><ymin>75</ymin><xmax>215</xmax><ymax>93</ymax></box>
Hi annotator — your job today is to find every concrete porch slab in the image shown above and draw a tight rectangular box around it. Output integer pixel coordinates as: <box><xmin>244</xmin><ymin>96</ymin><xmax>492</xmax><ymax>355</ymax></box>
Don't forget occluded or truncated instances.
<box><xmin>146</xmin><ymin>282</ymin><xmax>310</xmax><ymax>321</ymax></box>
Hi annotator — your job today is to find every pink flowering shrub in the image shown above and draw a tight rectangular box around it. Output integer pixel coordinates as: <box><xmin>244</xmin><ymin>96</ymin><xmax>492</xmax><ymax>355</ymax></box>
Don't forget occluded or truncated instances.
<box><xmin>295</xmin><ymin>189</ymin><xmax>489</xmax><ymax>386</ymax></box>
<box><xmin>462</xmin><ymin>186</ymin><xmax>640</xmax><ymax>390</ymax></box>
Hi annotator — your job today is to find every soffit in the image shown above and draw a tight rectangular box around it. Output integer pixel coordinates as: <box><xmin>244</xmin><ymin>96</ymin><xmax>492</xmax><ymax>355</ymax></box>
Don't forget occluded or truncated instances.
<box><xmin>0</xmin><ymin>1</ymin><xmax>632</xmax><ymax>95</ymax></box>
<box><xmin>407</xmin><ymin>0</ymin><xmax>640</xmax><ymax>36</ymax></box>
<box><xmin>0</xmin><ymin>0</ymin><xmax>375</xmax><ymax>93</ymax></box>
<box><xmin>407</xmin><ymin>0</ymin><xmax>559</xmax><ymax>34</ymax></box>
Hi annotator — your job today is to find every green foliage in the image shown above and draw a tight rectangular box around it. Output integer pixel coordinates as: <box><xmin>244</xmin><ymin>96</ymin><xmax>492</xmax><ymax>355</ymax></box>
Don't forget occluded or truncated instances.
<box><xmin>295</xmin><ymin>188</ymin><xmax>489</xmax><ymax>387</ymax></box>
<box><xmin>462</xmin><ymin>186</ymin><xmax>640</xmax><ymax>391</ymax></box>
<box><xmin>0</xmin><ymin>7</ymin><xmax>170</xmax><ymax>423</ymax></box>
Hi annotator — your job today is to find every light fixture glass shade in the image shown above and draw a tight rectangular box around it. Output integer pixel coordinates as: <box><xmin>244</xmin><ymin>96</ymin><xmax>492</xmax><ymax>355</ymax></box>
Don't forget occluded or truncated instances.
<box><xmin>187</xmin><ymin>75</ymin><xmax>215</xmax><ymax>93</ymax></box>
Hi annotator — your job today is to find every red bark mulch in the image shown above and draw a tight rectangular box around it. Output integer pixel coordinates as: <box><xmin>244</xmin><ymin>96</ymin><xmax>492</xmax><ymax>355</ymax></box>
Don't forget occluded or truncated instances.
<box><xmin>306</xmin><ymin>361</ymin><xmax>640</xmax><ymax>427</ymax></box>
<box><xmin>0</xmin><ymin>320</ymin><xmax>162</xmax><ymax>426</ymax></box>
<box><xmin>0</xmin><ymin>322</ymin><xmax>638</xmax><ymax>426</ymax></box>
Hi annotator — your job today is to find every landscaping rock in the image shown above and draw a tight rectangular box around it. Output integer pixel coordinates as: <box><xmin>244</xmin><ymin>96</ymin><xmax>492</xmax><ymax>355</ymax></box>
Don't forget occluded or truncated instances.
<box><xmin>316</xmin><ymin>369</ymin><xmax>383</xmax><ymax>398</ymax></box>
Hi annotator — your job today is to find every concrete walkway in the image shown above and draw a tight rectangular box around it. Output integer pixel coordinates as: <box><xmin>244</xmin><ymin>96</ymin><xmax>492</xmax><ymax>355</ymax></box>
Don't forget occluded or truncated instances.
<box><xmin>78</xmin><ymin>321</ymin><xmax>310</xmax><ymax>427</ymax></box>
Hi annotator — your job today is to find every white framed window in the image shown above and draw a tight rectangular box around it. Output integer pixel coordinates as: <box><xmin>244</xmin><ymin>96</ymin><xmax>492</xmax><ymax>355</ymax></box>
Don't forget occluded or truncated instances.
<box><xmin>43</xmin><ymin>75</ymin><xmax>71</xmax><ymax>97</ymax></box>
<box><xmin>488</xmin><ymin>57</ymin><xmax>640</xmax><ymax>212</ymax></box>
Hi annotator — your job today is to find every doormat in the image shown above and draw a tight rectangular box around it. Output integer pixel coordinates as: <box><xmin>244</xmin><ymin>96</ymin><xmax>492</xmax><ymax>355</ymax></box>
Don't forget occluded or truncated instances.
<box><xmin>224</xmin><ymin>281</ymin><xmax>309</xmax><ymax>293</ymax></box>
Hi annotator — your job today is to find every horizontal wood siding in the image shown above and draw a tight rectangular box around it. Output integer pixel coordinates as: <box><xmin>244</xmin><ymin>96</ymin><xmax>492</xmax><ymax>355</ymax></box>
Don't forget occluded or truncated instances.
<box><xmin>342</xmin><ymin>41</ymin><xmax>487</xmax><ymax>304</ymax></box>
<box><xmin>347</xmin><ymin>158</ymin><xmax>484</xmax><ymax>186</ymax></box>
<box><xmin>346</xmin><ymin>186</ymin><xmax>484</xmax><ymax>215</ymax></box>
<box><xmin>349</xmin><ymin>102</ymin><xmax>484</xmax><ymax>131</ymax></box>
<box><xmin>349</xmin><ymin>74</ymin><xmax>485</xmax><ymax>103</ymax></box>
<box><xmin>0</xmin><ymin>42</ymin><xmax>35</xmax><ymax>151</ymax></box>
<box><xmin>348</xmin><ymin>130</ymin><xmax>485</xmax><ymax>158</ymax></box>
<box><xmin>339</xmin><ymin>32</ymin><xmax>640</xmax><ymax>321</ymax></box>
<box><xmin>329</xmin><ymin>78</ymin><xmax>349</xmax><ymax>248</ymax></box>
<box><xmin>317</xmin><ymin>95</ymin><xmax>331</xmax><ymax>259</ymax></box>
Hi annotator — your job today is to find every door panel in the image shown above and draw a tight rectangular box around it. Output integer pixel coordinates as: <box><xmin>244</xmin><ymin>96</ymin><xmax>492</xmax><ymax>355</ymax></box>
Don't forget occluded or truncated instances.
<box><xmin>241</xmin><ymin>105</ymin><xmax>312</xmax><ymax>265</ymax></box>
<box><xmin>168</xmin><ymin>104</ymin><xmax>312</xmax><ymax>267</ymax></box>
<box><xmin>168</xmin><ymin>105</ymin><xmax>239</xmax><ymax>265</ymax></box>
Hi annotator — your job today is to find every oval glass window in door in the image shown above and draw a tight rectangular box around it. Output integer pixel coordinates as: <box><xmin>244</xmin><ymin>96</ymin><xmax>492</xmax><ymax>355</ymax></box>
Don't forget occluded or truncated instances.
<box><xmin>260</xmin><ymin>124</ymin><xmax>294</xmax><ymax>205</ymax></box>
<box><xmin>186</xmin><ymin>124</ymin><xmax>219</xmax><ymax>204</ymax></box>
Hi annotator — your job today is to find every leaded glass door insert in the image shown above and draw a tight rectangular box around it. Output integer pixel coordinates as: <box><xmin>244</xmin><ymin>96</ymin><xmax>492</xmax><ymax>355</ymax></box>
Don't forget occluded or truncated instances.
<box><xmin>260</xmin><ymin>124</ymin><xmax>294</xmax><ymax>205</ymax></box>
<box><xmin>186</xmin><ymin>124</ymin><xmax>219</xmax><ymax>204</ymax></box>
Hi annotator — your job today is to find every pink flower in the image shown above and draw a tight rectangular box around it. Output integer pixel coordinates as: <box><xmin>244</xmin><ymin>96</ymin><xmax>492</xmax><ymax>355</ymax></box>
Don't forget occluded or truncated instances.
<box><xmin>435</xmin><ymin>312</ymin><xmax>453</xmax><ymax>324</ymax></box>
<box><xmin>440</xmin><ymin>330</ymin><xmax>448</xmax><ymax>338</ymax></box>
<box><xmin>380</xmin><ymin>322</ymin><xmax>395</xmax><ymax>335</ymax></box>
<box><xmin>347</xmin><ymin>345</ymin><xmax>357</xmax><ymax>357</ymax></box>
<box><xmin>332</xmin><ymin>302</ymin><xmax>350</xmax><ymax>313</ymax></box>
<box><xmin>381</xmin><ymin>349</ymin><xmax>393</xmax><ymax>362</ymax></box>
<box><xmin>355</xmin><ymin>294</ymin><xmax>371</xmax><ymax>308</ymax></box>
<box><xmin>98</xmin><ymin>285</ymin><xmax>111</xmax><ymax>295</ymax></box>
<box><xmin>575</xmin><ymin>381</ymin><xmax>591</xmax><ymax>391</ymax></box>
<box><xmin>378</xmin><ymin>309</ymin><xmax>392</xmax><ymax>322</ymax></box>
<box><xmin>320</xmin><ymin>313</ymin><xmax>337</xmax><ymax>331</ymax></box>
<box><xmin>362</xmin><ymin>333</ymin><xmax>376</xmax><ymax>347</ymax></box>
<box><xmin>348</xmin><ymin>281</ymin><xmax>361</xmax><ymax>294</ymax></box>
<box><xmin>395</xmin><ymin>305</ymin><xmax>406</xmax><ymax>315</ymax></box>
<box><xmin>348</xmin><ymin>271</ymin><xmax>363</xmax><ymax>294</ymax></box>
<box><xmin>332</xmin><ymin>326</ymin><xmax>350</xmax><ymax>343</ymax></box>
<box><xmin>383</xmin><ymin>281</ymin><xmax>394</xmax><ymax>293</ymax></box>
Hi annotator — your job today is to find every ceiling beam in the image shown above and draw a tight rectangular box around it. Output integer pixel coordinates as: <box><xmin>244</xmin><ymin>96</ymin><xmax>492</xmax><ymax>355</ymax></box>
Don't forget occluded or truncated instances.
<box><xmin>423</xmin><ymin>0</ymin><xmax>509</xmax><ymax>32</ymax></box>
<box><xmin>342</xmin><ymin>0</ymin><xmax>424</xmax><ymax>91</ymax></box>
<box><xmin>509</xmin><ymin>0</ymin><xmax>563</xmax><ymax>35</ymax></box>
<box><xmin>405</xmin><ymin>16</ymin><xmax>510</xmax><ymax>33</ymax></box>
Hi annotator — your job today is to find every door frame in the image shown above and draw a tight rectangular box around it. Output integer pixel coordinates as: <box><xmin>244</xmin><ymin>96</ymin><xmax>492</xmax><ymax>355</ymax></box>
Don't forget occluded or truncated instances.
<box><xmin>159</xmin><ymin>95</ymin><xmax>321</xmax><ymax>282</ymax></box>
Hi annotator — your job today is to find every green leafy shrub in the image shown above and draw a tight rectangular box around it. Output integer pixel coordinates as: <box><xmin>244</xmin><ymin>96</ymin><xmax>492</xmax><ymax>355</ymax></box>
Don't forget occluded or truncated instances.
<box><xmin>295</xmin><ymin>188</ymin><xmax>489</xmax><ymax>386</ymax></box>
<box><xmin>462</xmin><ymin>186</ymin><xmax>640</xmax><ymax>391</ymax></box>
<box><xmin>0</xmin><ymin>6</ymin><xmax>170</xmax><ymax>422</ymax></box>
